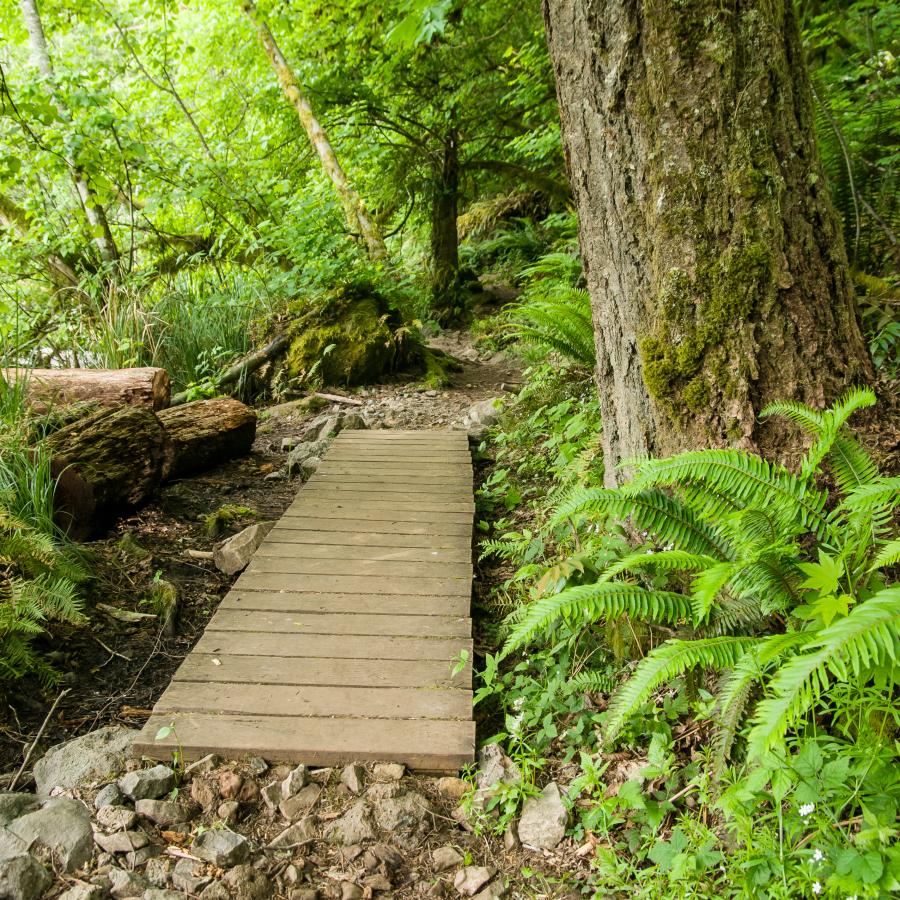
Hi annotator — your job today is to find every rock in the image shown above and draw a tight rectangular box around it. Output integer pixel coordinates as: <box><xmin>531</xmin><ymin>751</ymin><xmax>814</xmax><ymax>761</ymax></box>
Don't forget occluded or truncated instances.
<box><xmin>33</xmin><ymin>726</ymin><xmax>136</xmax><ymax>796</ymax></box>
<box><xmin>109</xmin><ymin>867</ymin><xmax>150</xmax><ymax>897</ymax></box>
<box><xmin>432</xmin><ymin>846</ymin><xmax>464</xmax><ymax>872</ymax></box>
<box><xmin>364</xmin><ymin>843</ymin><xmax>403</xmax><ymax>872</ymax></box>
<box><xmin>247</xmin><ymin>757</ymin><xmax>268</xmax><ymax>776</ymax></box>
<box><xmin>476</xmin><ymin>744</ymin><xmax>521</xmax><ymax>794</ymax></box>
<box><xmin>517</xmin><ymin>782</ymin><xmax>567</xmax><ymax>851</ymax></box>
<box><xmin>364</xmin><ymin>782</ymin><xmax>402</xmax><ymax>802</ymax></box>
<box><xmin>119</xmin><ymin>765</ymin><xmax>175</xmax><ymax>802</ymax></box>
<box><xmin>340</xmin><ymin>412</ymin><xmax>368</xmax><ymax>431</ymax></box>
<box><xmin>340</xmin><ymin>764</ymin><xmax>366</xmax><ymax>795</ymax></box>
<box><xmin>192</xmin><ymin>829</ymin><xmax>249</xmax><ymax>868</ymax></box>
<box><xmin>134</xmin><ymin>799</ymin><xmax>190</xmax><ymax>826</ymax></box>
<box><xmin>502</xmin><ymin>822</ymin><xmax>519</xmax><ymax>851</ymax></box>
<box><xmin>0</xmin><ymin>853</ymin><xmax>51</xmax><ymax>900</ymax></box>
<box><xmin>326</xmin><ymin>803</ymin><xmax>377</xmax><ymax>845</ymax></box>
<box><xmin>9</xmin><ymin>797</ymin><xmax>94</xmax><ymax>873</ymax></box>
<box><xmin>286</xmin><ymin>441</ymin><xmax>328</xmax><ymax>476</ymax></box>
<box><xmin>59</xmin><ymin>885</ymin><xmax>106</xmax><ymax>900</ymax></box>
<box><xmin>309</xmin><ymin>767</ymin><xmax>332</xmax><ymax>784</ymax></box>
<box><xmin>0</xmin><ymin>828</ymin><xmax>28</xmax><ymax>860</ymax></box>
<box><xmin>280</xmin><ymin>784</ymin><xmax>321</xmax><ymax>821</ymax></box>
<box><xmin>340</xmin><ymin>883</ymin><xmax>363</xmax><ymax>900</ymax></box>
<box><xmin>197</xmin><ymin>883</ymin><xmax>229</xmax><ymax>900</ymax></box>
<box><xmin>473</xmin><ymin>881</ymin><xmax>507</xmax><ymax>900</ymax></box>
<box><xmin>94</xmin><ymin>783</ymin><xmax>124</xmax><ymax>810</ymax></box>
<box><xmin>435</xmin><ymin>777</ymin><xmax>468</xmax><ymax>801</ymax></box>
<box><xmin>373</xmin><ymin>762</ymin><xmax>405</xmax><ymax>782</ymax></box>
<box><xmin>0</xmin><ymin>794</ymin><xmax>38</xmax><ymax>826</ymax></box>
<box><xmin>94</xmin><ymin>830</ymin><xmax>149</xmax><ymax>854</ymax></box>
<box><xmin>125</xmin><ymin>844</ymin><xmax>160</xmax><ymax>868</ymax></box>
<box><xmin>218</xmin><ymin>772</ymin><xmax>243</xmax><ymax>800</ymax></box>
<box><xmin>281</xmin><ymin>765</ymin><xmax>309</xmax><ymax>799</ymax></box>
<box><xmin>291</xmin><ymin>890</ymin><xmax>319</xmax><ymax>900</ymax></box>
<box><xmin>172</xmin><ymin>857</ymin><xmax>212</xmax><ymax>893</ymax></box>
<box><xmin>217</xmin><ymin>800</ymin><xmax>240</xmax><ymax>824</ymax></box>
<box><xmin>371</xmin><ymin>792</ymin><xmax>435</xmax><ymax>840</ymax></box>
<box><xmin>96</xmin><ymin>804</ymin><xmax>136</xmax><ymax>832</ymax></box>
<box><xmin>142</xmin><ymin>891</ymin><xmax>183</xmax><ymax>900</ymax></box>
<box><xmin>281</xmin><ymin>437</ymin><xmax>298</xmax><ymax>452</ymax></box>
<box><xmin>460</xmin><ymin>398</ymin><xmax>503</xmax><ymax>438</ymax></box>
<box><xmin>184</xmin><ymin>754</ymin><xmax>223</xmax><ymax>776</ymax></box>
<box><xmin>453</xmin><ymin>867</ymin><xmax>494</xmax><ymax>897</ymax></box>
<box><xmin>261</xmin><ymin>781</ymin><xmax>282</xmax><ymax>812</ymax></box>
<box><xmin>364</xmin><ymin>873</ymin><xmax>392</xmax><ymax>891</ymax></box>
<box><xmin>267</xmin><ymin>818</ymin><xmax>317</xmax><ymax>849</ymax></box>
<box><xmin>143</xmin><ymin>857</ymin><xmax>171</xmax><ymax>887</ymax></box>
<box><xmin>190</xmin><ymin>778</ymin><xmax>218</xmax><ymax>810</ymax></box>
<box><xmin>218</xmin><ymin>864</ymin><xmax>271</xmax><ymax>900</ymax></box>
<box><xmin>213</xmin><ymin>522</ymin><xmax>274</xmax><ymax>576</ymax></box>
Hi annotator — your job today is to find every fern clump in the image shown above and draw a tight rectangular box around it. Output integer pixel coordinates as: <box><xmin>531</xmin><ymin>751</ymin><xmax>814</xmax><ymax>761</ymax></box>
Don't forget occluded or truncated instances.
<box><xmin>504</xmin><ymin>388</ymin><xmax>898</xmax><ymax>767</ymax></box>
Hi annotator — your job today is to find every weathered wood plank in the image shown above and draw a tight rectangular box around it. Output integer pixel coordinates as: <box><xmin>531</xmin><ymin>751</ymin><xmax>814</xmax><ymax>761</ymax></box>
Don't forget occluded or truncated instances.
<box><xmin>155</xmin><ymin>682</ymin><xmax>472</xmax><ymax>720</ymax></box>
<box><xmin>304</xmin><ymin>481</ymin><xmax>474</xmax><ymax>497</ymax></box>
<box><xmin>171</xmin><ymin>653</ymin><xmax>471</xmax><ymax>687</ymax></box>
<box><xmin>264</xmin><ymin>527</ymin><xmax>470</xmax><ymax>548</ymax></box>
<box><xmin>270</xmin><ymin>517</ymin><xmax>471</xmax><ymax>536</ymax></box>
<box><xmin>281</xmin><ymin>507</ymin><xmax>473</xmax><ymax>523</ymax></box>
<box><xmin>245</xmin><ymin>556</ymin><xmax>472</xmax><ymax>578</ymax></box>
<box><xmin>221</xmin><ymin>591</ymin><xmax>471</xmax><ymax>616</ymax></box>
<box><xmin>289</xmin><ymin>496</ymin><xmax>475</xmax><ymax>514</ymax></box>
<box><xmin>194</xmin><ymin>630</ymin><xmax>472</xmax><ymax>661</ymax></box>
<box><xmin>255</xmin><ymin>542</ymin><xmax>471</xmax><ymax>563</ymax></box>
<box><xmin>208</xmin><ymin>608</ymin><xmax>471</xmax><ymax>637</ymax></box>
<box><xmin>135</xmin><ymin>712</ymin><xmax>475</xmax><ymax>771</ymax></box>
<box><xmin>232</xmin><ymin>571</ymin><xmax>472</xmax><ymax>596</ymax></box>
<box><xmin>308</xmin><ymin>477</ymin><xmax>473</xmax><ymax>491</ymax></box>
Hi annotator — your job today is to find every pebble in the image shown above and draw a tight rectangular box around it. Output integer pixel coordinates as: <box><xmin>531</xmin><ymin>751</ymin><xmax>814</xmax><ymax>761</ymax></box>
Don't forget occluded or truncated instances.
<box><xmin>119</xmin><ymin>766</ymin><xmax>175</xmax><ymax>802</ymax></box>
<box><xmin>432</xmin><ymin>846</ymin><xmax>464</xmax><ymax>872</ymax></box>
<box><xmin>340</xmin><ymin>764</ymin><xmax>366</xmax><ymax>795</ymax></box>
<box><xmin>93</xmin><ymin>830</ymin><xmax>149</xmax><ymax>854</ymax></box>
<box><xmin>373</xmin><ymin>762</ymin><xmax>405</xmax><ymax>782</ymax></box>
<box><xmin>218</xmin><ymin>772</ymin><xmax>243</xmax><ymax>800</ymax></box>
<box><xmin>279</xmin><ymin>784</ymin><xmax>322</xmax><ymax>821</ymax></box>
<box><xmin>453</xmin><ymin>866</ymin><xmax>495</xmax><ymax>897</ymax></box>
<box><xmin>281</xmin><ymin>765</ymin><xmax>309</xmax><ymax>799</ymax></box>
<box><xmin>192</xmin><ymin>829</ymin><xmax>250</xmax><ymax>868</ymax></box>
<box><xmin>185</xmin><ymin>754</ymin><xmax>223</xmax><ymax>776</ymax></box>
<box><xmin>93</xmin><ymin>783</ymin><xmax>124</xmax><ymax>810</ymax></box>
<box><xmin>435</xmin><ymin>777</ymin><xmax>469</xmax><ymax>800</ymax></box>
<box><xmin>134</xmin><ymin>799</ymin><xmax>190</xmax><ymax>826</ymax></box>
<box><xmin>248</xmin><ymin>757</ymin><xmax>269</xmax><ymax>776</ymax></box>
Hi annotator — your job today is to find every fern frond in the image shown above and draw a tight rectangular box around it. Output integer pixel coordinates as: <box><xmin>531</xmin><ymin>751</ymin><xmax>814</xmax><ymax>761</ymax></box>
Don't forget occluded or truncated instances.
<box><xmin>599</xmin><ymin>549</ymin><xmax>721</xmax><ymax>583</ymax></box>
<box><xmin>759</xmin><ymin>399</ymin><xmax>824</xmax><ymax>433</ymax></box>
<box><xmin>748</xmin><ymin>586</ymin><xmax>900</xmax><ymax>758</ymax></box>
<box><xmin>568</xmin><ymin>668</ymin><xmax>618</xmax><ymax>695</ymax></box>
<box><xmin>870</xmin><ymin>539</ymin><xmax>900</xmax><ymax>572</ymax></box>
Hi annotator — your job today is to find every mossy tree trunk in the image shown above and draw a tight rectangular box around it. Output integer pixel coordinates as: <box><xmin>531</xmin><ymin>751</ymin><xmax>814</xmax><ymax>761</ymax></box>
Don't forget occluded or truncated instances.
<box><xmin>543</xmin><ymin>0</ymin><xmax>872</xmax><ymax>483</ymax></box>
<box><xmin>430</xmin><ymin>127</ymin><xmax>463</xmax><ymax>324</ymax></box>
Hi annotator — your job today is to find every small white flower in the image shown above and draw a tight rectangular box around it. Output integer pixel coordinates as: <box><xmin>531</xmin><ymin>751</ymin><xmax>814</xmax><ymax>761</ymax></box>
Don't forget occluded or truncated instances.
<box><xmin>799</xmin><ymin>802</ymin><xmax>815</xmax><ymax>817</ymax></box>
<box><xmin>512</xmin><ymin>697</ymin><xmax>524</xmax><ymax>712</ymax></box>
<box><xmin>812</xmin><ymin>848</ymin><xmax>825</xmax><ymax>863</ymax></box>
<box><xmin>812</xmin><ymin>883</ymin><xmax>823</xmax><ymax>896</ymax></box>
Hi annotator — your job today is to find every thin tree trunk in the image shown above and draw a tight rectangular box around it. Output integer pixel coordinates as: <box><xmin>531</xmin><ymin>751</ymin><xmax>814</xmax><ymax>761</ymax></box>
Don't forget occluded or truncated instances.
<box><xmin>242</xmin><ymin>1</ymin><xmax>388</xmax><ymax>262</ymax></box>
<box><xmin>543</xmin><ymin>0</ymin><xmax>872</xmax><ymax>482</ymax></box>
<box><xmin>19</xmin><ymin>0</ymin><xmax>119</xmax><ymax>266</ymax></box>
<box><xmin>430</xmin><ymin>128</ymin><xmax>462</xmax><ymax>324</ymax></box>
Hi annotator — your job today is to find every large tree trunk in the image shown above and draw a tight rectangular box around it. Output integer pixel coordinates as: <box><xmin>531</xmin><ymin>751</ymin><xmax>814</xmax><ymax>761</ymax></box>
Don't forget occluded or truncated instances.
<box><xmin>46</xmin><ymin>406</ymin><xmax>173</xmax><ymax>539</ymax></box>
<box><xmin>242</xmin><ymin>2</ymin><xmax>388</xmax><ymax>263</ymax></box>
<box><xmin>19</xmin><ymin>0</ymin><xmax>119</xmax><ymax>267</ymax></box>
<box><xmin>4</xmin><ymin>367</ymin><xmax>170</xmax><ymax>412</ymax></box>
<box><xmin>543</xmin><ymin>0</ymin><xmax>872</xmax><ymax>482</ymax></box>
<box><xmin>158</xmin><ymin>398</ymin><xmax>257</xmax><ymax>478</ymax></box>
<box><xmin>430</xmin><ymin>128</ymin><xmax>463</xmax><ymax>325</ymax></box>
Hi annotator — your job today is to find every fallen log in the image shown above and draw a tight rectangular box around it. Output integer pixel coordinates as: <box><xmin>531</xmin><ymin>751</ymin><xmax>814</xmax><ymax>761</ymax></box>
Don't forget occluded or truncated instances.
<box><xmin>169</xmin><ymin>334</ymin><xmax>288</xmax><ymax>406</ymax></box>
<box><xmin>3</xmin><ymin>367</ymin><xmax>170</xmax><ymax>412</ymax></box>
<box><xmin>157</xmin><ymin>398</ymin><xmax>257</xmax><ymax>478</ymax></box>
<box><xmin>46</xmin><ymin>405</ymin><xmax>173</xmax><ymax>540</ymax></box>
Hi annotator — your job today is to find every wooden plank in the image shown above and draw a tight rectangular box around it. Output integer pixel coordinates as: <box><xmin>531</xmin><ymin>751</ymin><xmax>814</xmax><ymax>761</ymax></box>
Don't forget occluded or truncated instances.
<box><xmin>155</xmin><ymin>682</ymin><xmax>472</xmax><ymax>721</ymax></box>
<box><xmin>207</xmin><ymin>608</ymin><xmax>471</xmax><ymax>637</ymax></box>
<box><xmin>324</xmin><ymin>453</ymin><xmax>470</xmax><ymax>463</ymax></box>
<box><xmin>194</xmin><ymin>630</ymin><xmax>472</xmax><ymax>661</ymax></box>
<box><xmin>134</xmin><ymin>712</ymin><xmax>475</xmax><ymax>771</ymax></box>
<box><xmin>232</xmin><ymin>571</ymin><xmax>471</xmax><ymax>596</ymax></box>
<box><xmin>305</xmin><ymin>479</ymin><xmax>473</xmax><ymax>495</ymax></box>
<box><xmin>290</xmin><ymin>496</ymin><xmax>475</xmax><ymax>513</ymax></box>
<box><xmin>316</xmin><ymin>463</ymin><xmax>471</xmax><ymax>475</ymax></box>
<box><xmin>245</xmin><ymin>556</ymin><xmax>472</xmax><ymax>578</ymax></box>
<box><xmin>270</xmin><ymin>517</ymin><xmax>471</xmax><ymax>536</ymax></box>
<box><xmin>264</xmin><ymin>527</ymin><xmax>470</xmax><ymax>548</ymax></box>
<box><xmin>281</xmin><ymin>507</ymin><xmax>473</xmax><ymax>523</ymax></box>
<box><xmin>221</xmin><ymin>591</ymin><xmax>472</xmax><ymax>616</ymax></box>
<box><xmin>255</xmin><ymin>543</ymin><xmax>471</xmax><ymax>563</ymax></box>
<box><xmin>171</xmin><ymin>653</ymin><xmax>471</xmax><ymax>687</ymax></box>
<box><xmin>309</xmin><ymin>476</ymin><xmax>473</xmax><ymax>490</ymax></box>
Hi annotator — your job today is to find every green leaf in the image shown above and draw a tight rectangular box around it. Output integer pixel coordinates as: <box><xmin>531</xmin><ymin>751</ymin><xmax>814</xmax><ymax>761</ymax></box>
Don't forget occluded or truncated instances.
<box><xmin>798</xmin><ymin>550</ymin><xmax>843</xmax><ymax>595</ymax></box>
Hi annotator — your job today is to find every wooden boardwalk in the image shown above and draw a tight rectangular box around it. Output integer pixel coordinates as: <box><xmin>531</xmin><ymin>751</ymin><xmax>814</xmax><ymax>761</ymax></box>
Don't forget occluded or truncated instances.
<box><xmin>133</xmin><ymin>430</ymin><xmax>475</xmax><ymax>772</ymax></box>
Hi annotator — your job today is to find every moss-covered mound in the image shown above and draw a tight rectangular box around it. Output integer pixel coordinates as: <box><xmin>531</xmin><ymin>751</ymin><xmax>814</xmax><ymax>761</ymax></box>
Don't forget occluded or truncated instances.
<box><xmin>286</xmin><ymin>282</ymin><xmax>423</xmax><ymax>387</ymax></box>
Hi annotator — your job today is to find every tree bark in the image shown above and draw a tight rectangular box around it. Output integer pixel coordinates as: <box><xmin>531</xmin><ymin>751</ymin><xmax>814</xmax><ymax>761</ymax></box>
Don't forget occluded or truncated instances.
<box><xmin>242</xmin><ymin>2</ymin><xmax>388</xmax><ymax>263</ymax></box>
<box><xmin>157</xmin><ymin>398</ymin><xmax>257</xmax><ymax>478</ymax></box>
<box><xmin>46</xmin><ymin>405</ymin><xmax>173</xmax><ymax>539</ymax></box>
<box><xmin>19</xmin><ymin>0</ymin><xmax>119</xmax><ymax>266</ymax></box>
<box><xmin>543</xmin><ymin>0</ymin><xmax>872</xmax><ymax>482</ymax></box>
<box><xmin>4</xmin><ymin>367</ymin><xmax>171</xmax><ymax>412</ymax></box>
<box><xmin>430</xmin><ymin>128</ymin><xmax>463</xmax><ymax>324</ymax></box>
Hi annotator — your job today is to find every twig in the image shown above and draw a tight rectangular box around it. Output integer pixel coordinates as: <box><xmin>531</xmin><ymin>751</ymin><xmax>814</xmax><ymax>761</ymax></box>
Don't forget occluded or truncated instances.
<box><xmin>313</xmin><ymin>391</ymin><xmax>363</xmax><ymax>406</ymax></box>
<box><xmin>10</xmin><ymin>688</ymin><xmax>70</xmax><ymax>791</ymax></box>
<box><xmin>94</xmin><ymin>636</ymin><xmax>130</xmax><ymax>662</ymax></box>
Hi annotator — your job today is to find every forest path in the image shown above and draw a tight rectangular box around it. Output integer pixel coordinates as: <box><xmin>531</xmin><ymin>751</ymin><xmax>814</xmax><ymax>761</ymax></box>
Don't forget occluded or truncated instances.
<box><xmin>132</xmin><ymin>429</ymin><xmax>476</xmax><ymax>772</ymax></box>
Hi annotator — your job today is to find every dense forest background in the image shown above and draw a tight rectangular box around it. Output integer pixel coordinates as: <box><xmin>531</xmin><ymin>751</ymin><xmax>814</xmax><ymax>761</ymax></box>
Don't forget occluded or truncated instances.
<box><xmin>0</xmin><ymin>0</ymin><xmax>897</xmax><ymax>898</ymax></box>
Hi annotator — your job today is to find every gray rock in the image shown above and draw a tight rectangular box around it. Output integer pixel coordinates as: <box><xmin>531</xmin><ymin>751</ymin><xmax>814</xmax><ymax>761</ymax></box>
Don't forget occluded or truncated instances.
<box><xmin>363</xmin><ymin>843</ymin><xmax>403</xmax><ymax>872</ymax></box>
<box><xmin>33</xmin><ymin>726</ymin><xmax>136</xmax><ymax>796</ymax></box>
<box><xmin>9</xmin><ymin>797</ymin><xmax>94</xmax><ymax>873</ymax></box>
<box><xmin>435</xmin><ymin>777</ymin><xmax>468</xmax><ymax>800</ymax></box>
<box><xmin>279</xmin><ymin>784</ymin><xmax>321</xmax><ymax>821</ymax></box>
<box><xmin>0</xmin><ymin>827</ymin><xmax>29</xmax><ymax>861</ymax></box>
<box><xmin>267</xmin><ymin>818</ymin><xmax>316</xmax><ymax>849</ymax></box>
<box><xmin>432</xmin><ymin>846</ymin><xmax>464</xmax><ymax>872</ymax></box>
<box><xmin>119</xmin><ymin>766</ymin><xmax>175</xmax><ymax>802</ymax></box>
<box><xmin>142</xmin><ymin>891</ymin><xmax>183</xmax><ymax>900</ymax></box>
<box><xmin>281</xmin><ymin>765</ymin><xmax>309</xmax><ymax>799</ymax></box>
<box><xmin>291</xmin><ymin>890</ymin><xmax>319</xmax><ymax>900</ymax></box>
<box><xmin>364</xmin><ymin>782</ymin><xmax>402</xmax><ymax>802</ymax></box>
<box><xmin>0</xmin><ymin>852</ymin><xmax>50</xmax><ymax>900</ymax></box>
<box><xmin>326</xmin><ymin>803</ymin><xmax>376</xmax><ymax>845</ymax></box>
<box><xmin>192</xmin><ymin>829</ymin><xmax>249</xmax><ymax>868</ymax></box>
<box><xmin>213</xmin><ymin>865</ymin><xmax>271</xmax><ymax>900</ymax></box>
<box><xmin>286</xmin><ymin>440</ymin><xmax>328</xmax><ymax>475</ymax></box>
<box><xmin>125</xmin><ymin>844</ymin><xmax>160</xmax><ymax>868</ymax></box>
<box><xmin>143</xmin><ymin>857</ymin><xmax>171</xmax><ymax>888</ymax></box>
<box><xmin>109</xmin><ymin>866</ymin><xmax>149</xmax><ymax>898</ymax></box>
<box><xmin>373</xmin><ymin>762</ymin><xmax>405</xmax><ymax>782</ymax></box>
<box><xmin>59</xmin><ymin>885</ymin><xmax>106</xmax><ymax>900</ymax></box>
<box><xmin>213</xmin><ymin>522</ymin><xmax>274</xmax><ymax>576</ymax></box>
<box><xmin>260</xmin><ymin>781</ymin><xmax>281</xmax><ymax>812</ymax></box>
<box><xmin>94</xmin><ymin>830</ymin><xmax>149</xmax><ymax>854</ymax></box>
<box><xmin>94</xmin><ymin>783</ymin><xmax>124</xmax><ymax>810</ymax></box>
<box><xmin>0</xmin><ymin>794</ymin><xmax>38</xmax><ymax>826</ymax></box>
<box><xmin>184</xmin><ymin>754</ymin><xmax>223</xmax><ymax>776</ymax></box>
<box><xmin>502</xmin><ymin>821</ymin><xmax>520</xmax><ymax>851</ymax></box>
<box><xmin>340</xmin><ymin>764</ymin><xmax>366</xmax><ymax>795</ymax></box>
<box><xmin>371</xmin><ymin>791</ymin><xmax>435</xmax><ymax>840</ymax></box>
<box><xmin>517</xmin><ymin>782</ymin><xmax>567</xmax><ymax>851</ymax></box>
<box><xmin>340</xmin><ymin>883</ymin><xmax>363</xmax><ymax>900</ymax></box>
<box><xmin>217</xmin><ymin>800</ymin><xmax>239</xmax><ymax>824</ymax></box>
<box><xmin>171</xmin><ymin>857</ymin><xmax>211</xmax><ymax>893</ymax></box>
<box><xmin>281</xmin><ymin>437</ymin><xmax>299</xmax><ymax>452</ymax></box>
<box><xmin>473</xmin><ymin>880</ymin><xmax>508</xmax><ymax>899</ymax></box>
<box><xmin>476</xmin><ymin>743</ymin><xmax>521</xmax><ymax>799</ymax></box>
<box><xmin>340</xmin><ymin>413</ymin><xmax>368</xmax><ymax>431</ymax></box>
<box><xmin>96</xmin><ymin>805</ymin><xmax>137</xmax><ymax>831</ymax></box>
<box><xmin>134</xmin><ymin>799</ymin><xmax>190</xmax><ymax>827</ymax></box>
<box><xmin>453</xmin><ymin>867</ymin><xmax>494</xmax><ymax>897</ymax></box>
<box><xmin>247</xmin><ymin>757</ymin><xmax>268</xmax><ymax>776</ymax></box>
<box><xmin>460</xmin><ymin>398</ymin><xmax>503</xmax><ymax>438</ymax></box>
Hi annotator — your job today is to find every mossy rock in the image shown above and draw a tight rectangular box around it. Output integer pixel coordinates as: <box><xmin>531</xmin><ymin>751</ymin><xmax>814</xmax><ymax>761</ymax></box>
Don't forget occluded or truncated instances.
<box><xmin>203</xmin><ymin>504</ymin><xmax>256</xmax><ymax>539</ymax></box>
<box><xmin>286</xmin><ymin>285</ymin><xmax>422</xmax><ymax>387</ymax></box>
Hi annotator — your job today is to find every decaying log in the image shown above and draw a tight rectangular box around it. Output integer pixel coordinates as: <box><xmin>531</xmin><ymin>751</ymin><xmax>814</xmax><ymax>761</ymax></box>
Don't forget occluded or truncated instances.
<box><xmin>3</xmin><ymin>367</ymin><xmax>170</xmax><ymax>412</ymax></box>
<box><xmin>46</xmin><ymin>405</ymin><xmax>173</xmax><ymax>539</ymax></box>
<box><xmin>157</xmin><ymin>397</ymin><xmax>257</xmax><ymax>478</ymax></box>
